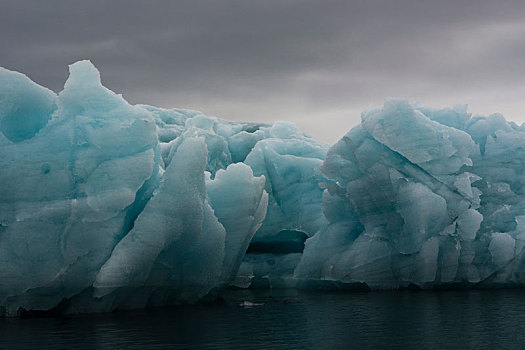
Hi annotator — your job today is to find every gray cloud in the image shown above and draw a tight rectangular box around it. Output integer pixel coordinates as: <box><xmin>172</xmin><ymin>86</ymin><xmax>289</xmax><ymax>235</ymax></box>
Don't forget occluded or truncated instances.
<box><xmin>2</xmin><ymin>0</ymin><xmax>525</xmax><ymax>142</ymax></box>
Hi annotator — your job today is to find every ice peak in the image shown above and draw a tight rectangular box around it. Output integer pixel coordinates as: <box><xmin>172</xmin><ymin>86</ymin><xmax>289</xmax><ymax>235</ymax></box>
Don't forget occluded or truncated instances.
<box><xmin>64</xmin><ymin>60</ymin><xmax>102</xmax><ymax>89</ymax></box>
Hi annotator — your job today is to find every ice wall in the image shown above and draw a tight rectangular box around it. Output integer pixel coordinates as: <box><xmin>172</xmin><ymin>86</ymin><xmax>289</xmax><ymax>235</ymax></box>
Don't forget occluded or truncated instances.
<box><xmin>0</xmin><ymin>61</ymin><xmax>325</xmax><ymax>315</ymax></box>
<box><xmin>296</xmin><ymin>100</ymin><xmax>525</xmax><ymax>289</ymax></box>
<box><xmin>3</xmin><ymin>61</ymin><xmax>525</xmax><ymax>315</ymax></box>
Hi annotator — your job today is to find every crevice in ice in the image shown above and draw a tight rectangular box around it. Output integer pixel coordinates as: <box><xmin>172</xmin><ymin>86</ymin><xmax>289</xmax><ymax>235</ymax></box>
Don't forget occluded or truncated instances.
<box><xmin>247</xmin><ymin>230</ymin><xmax>308</xmax><ymax>254</ymax></box>
<box><xmin>261</xmin><ymin>148</ymin><xmax>277</xmax><ymax>201</ymax></box>
<box><xmin>114</xmin><ymin>149</ymin><xmax>163</xmax><ymax>246</ymax></box>
<box><xmin>477</xmin><ymin>136</ymin><xmax>487</xmax><ymax>156</ymax></box>
<box><xmin>260</xmin><ymin>147</ymin><xmax>288</xmax><ymax>213</ymax></box>
<box><xmin>243</xmin><ymin>125</ymin><xmax>261</xmax><ymax>133</ymax></box>
<box><xmin>118</xmin><ymin>169</ymin><xmax>159</xmax><ymax>242</ymax></box>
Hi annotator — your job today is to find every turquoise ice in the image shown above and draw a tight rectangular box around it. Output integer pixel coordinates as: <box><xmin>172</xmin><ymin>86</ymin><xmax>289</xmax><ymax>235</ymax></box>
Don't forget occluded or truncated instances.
<box><xmin>0</xmin><ymin>61</ymin><xmax>325</xmax><ymax>315</ymax></box>
<box><xmin>296</xmin><ymin>100</ymin><xmax>525</xmax><ymax>290</ymax></box>
<box><xmin>3</xmin><ymin>61</ymin><xmax>525</xmax><ymax>316</ymax></box>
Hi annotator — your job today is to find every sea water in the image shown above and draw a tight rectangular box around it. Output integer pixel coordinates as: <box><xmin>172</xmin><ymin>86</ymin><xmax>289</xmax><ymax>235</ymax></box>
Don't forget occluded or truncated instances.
<box><xmin>1</xmin><ymin>289</ymin><xmax>524</xmax><ymax>349</ymax></box>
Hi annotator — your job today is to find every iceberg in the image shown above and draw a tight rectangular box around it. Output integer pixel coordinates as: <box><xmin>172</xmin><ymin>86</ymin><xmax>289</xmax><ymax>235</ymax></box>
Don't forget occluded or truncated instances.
<box><xmin>3</xmin><ymin>61</ymin><xmax>525</xmax><ymax>316</ymax></box>
<box><xmin>296</xmin><ymin>100</ymin><xmax>525</xmax><ymax>290</ymax></box>
<box><xmin>0</xmin><ymin>61</ymin><xmax>325</xmax><ymax>315</ymax></box>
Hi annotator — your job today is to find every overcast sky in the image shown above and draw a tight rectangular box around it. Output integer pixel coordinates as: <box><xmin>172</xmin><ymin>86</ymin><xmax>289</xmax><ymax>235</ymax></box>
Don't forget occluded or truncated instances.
<box><xmin>2</xmin><ymin>0</ymin><xmax>525</xmax><ymax>142</ymax></box>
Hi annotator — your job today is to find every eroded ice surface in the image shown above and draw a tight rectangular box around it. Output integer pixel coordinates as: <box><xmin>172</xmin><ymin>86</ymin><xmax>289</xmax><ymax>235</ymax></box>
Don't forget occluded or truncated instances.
<box><xmin>295</xmin><ymin>100</ymin><xmax>525</xmax><ymax>290</ymax></box>
<box><xmin>0</xmin><ymin>61</ymin><xmax>326</xmax><ymax>315</ymax></box>
<box><xmin>3</xmin><ymin>61</ymin><xmax>525</xmax><ymax>316</ymax></box>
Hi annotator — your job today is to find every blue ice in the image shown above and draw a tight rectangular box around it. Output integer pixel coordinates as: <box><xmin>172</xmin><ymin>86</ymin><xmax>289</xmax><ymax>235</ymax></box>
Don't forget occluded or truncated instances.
<box><xmin>2</xmin><ymin>61</ymin><xmax>525</xmax><ymax>316</ymax></box>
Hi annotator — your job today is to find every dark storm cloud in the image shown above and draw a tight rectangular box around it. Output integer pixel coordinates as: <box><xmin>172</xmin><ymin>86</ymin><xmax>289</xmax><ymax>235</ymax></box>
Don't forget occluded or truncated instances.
<box><xmin>2</xmin><ymin>0</ymin><xmax>525</xmax><ymax>142</ymax></box>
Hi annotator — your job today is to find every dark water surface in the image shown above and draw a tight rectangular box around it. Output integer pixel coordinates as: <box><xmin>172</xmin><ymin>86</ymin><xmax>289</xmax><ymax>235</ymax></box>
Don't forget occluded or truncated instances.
<box><xmin>1</xmin><ymin>289</ymin><xmax>525</xmax><ymax>349</ymax></box>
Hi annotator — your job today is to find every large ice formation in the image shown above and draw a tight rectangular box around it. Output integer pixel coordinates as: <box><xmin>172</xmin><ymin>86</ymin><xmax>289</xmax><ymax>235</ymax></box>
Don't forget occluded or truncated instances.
<box><xmin>295</xmin><ymin>100</ymin><xmax>525</xmax><ymax>290</ymax></box>
<box><xmin>0</xmin><ymin>61</ymin><xmax>326</xmax><ymax>316</ymax></box>
<box><xmin>2</xmin><ymin>61</ymin><xmax>525</xmax><ymax>316</ymax></box>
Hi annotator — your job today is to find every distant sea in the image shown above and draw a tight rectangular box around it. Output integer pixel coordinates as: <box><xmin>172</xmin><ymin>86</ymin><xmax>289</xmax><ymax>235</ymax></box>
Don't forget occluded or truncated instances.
<box><xmin>1</xmin><ymin>289</ymin><xmax>524</xmax><ymax>349</ymax></box>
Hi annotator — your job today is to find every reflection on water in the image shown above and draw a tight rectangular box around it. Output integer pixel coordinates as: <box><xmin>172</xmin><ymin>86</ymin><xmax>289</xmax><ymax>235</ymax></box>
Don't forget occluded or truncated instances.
<box><xmin>1</xmin><ymin>289</ymin><xmax>525</xmax><ymax>349</ymax></box>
